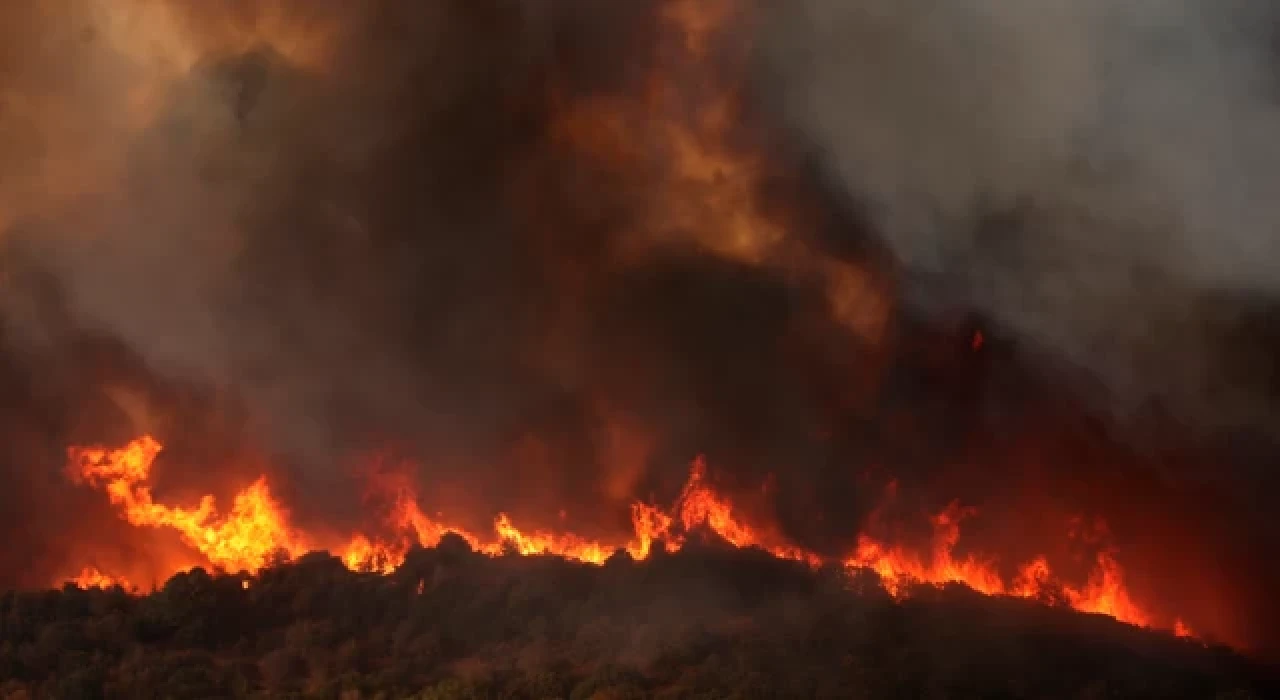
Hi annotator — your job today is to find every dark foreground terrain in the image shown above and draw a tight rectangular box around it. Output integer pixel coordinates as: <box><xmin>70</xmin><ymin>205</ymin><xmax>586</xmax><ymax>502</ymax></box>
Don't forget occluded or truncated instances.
<box><xmin>1</xmin><ymin>536</ymin><xmax>1274</xmax><ymax>699</ymax></box>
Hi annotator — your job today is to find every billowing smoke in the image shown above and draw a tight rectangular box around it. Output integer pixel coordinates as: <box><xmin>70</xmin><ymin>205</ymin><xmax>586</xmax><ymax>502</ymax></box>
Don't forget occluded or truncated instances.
<box><xmin>763</xmin><ymin>0</ymin><xmax>1280</xmax><ymax>432</ymax></box>
<box><xmin>1</xmin><ymin>0</ymin><xmax>1278</xmax><ymax>657</ymax></box>
<box><xmin>0</xmin><ymin>0</ymin><xmax>874</xmax><ymax>563</ymax></box>
<box><xmin>2</xmin><ymin>0</ymin><xmax>575</xmax><ymax>495</ymax></box>
<box><xmin>757</xmin><ymin>1</ymin><xmax>1280</xmax><ymax>651</ymax></box>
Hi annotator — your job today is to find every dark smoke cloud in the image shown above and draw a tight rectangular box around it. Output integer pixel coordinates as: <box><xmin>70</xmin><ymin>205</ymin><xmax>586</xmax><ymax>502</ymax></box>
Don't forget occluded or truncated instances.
<box><xmin>0</xmin><ymin>0</ymin><xmax>877</xmax><ymax>522</ymax></box>
<box><xmin>1</xmin><ymin>0</ymin><xmax>1278</xmax><ymax>655</ymax></box>
<box><xmin>0</xmin><ymin>0</ymin><xmax>851</xmax><ymax>550</ymax></box>
<box><xmin>761</xmin><ymin>0</ymin><xmax>1280</xmax><ymax>433</ymax></box>
<box><xmin>3</xmin><ymin>0</ymin><xmax>567</xmax><ymax>492</ymax></box>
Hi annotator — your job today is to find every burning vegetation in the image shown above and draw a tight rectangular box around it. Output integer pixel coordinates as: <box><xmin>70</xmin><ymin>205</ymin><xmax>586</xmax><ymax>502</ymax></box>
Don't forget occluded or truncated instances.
<box><xmin>3</xmin><ymin>0</ymin><xmax>1280</xmax><ymax>696</ymax></box>
<box><xmin>62</xmin><ymin>433</ymin><xmax>1193</xmax><ymax>643</ymax></box>
<box><xmin>6</xmin><ymin>541</ymin><xmax>1278</xmax><ymax>699</ymax></box>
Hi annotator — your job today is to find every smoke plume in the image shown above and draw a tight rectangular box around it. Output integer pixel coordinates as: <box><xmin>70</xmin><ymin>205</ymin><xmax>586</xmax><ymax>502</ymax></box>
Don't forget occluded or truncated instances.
<box><xmin>763</xmin><ymin>0</ymin><xmax>1280</xmax><ymax>432</ymax></box>
<box><xmin>1</xmin><ymin>0</ymin><xmax>1278</xmax><ymax>657</ymax></box>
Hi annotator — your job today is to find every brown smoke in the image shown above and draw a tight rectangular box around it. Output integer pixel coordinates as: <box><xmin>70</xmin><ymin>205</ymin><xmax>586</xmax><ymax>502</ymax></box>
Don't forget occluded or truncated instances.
<box><xmin>0</xmin><ymin>0</ymin><xmax>1278</xmax><ymax>658</ymax></box>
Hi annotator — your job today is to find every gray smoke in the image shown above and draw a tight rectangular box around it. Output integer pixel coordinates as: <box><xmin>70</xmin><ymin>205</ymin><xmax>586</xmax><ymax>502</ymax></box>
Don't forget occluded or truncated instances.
<box><xmin>763</xmin><ymin>0</ymin><xmax>1280</xmax><ymax>430</ymax></box>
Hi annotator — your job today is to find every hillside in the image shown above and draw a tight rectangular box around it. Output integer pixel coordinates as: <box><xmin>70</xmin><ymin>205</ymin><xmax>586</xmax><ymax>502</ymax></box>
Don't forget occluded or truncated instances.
<box><xmin>1</xmin><ymin>536</ymin><xmax>1274</xmax><ymax>699</ymax></box>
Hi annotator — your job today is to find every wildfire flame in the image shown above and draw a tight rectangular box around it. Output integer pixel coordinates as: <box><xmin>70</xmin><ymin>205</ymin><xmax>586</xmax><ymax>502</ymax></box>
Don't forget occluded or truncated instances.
<box><xmin>65</xmin><ymin>566</ymin><xmax>132</xmax><ymax>591</ymax></box>
<box><xmin>62</xmin><ymin>435</ymin><xmax>1193</xmax><ymax>641</ymax></box>
<box><xmin>33</xmin><ymin>0</ymin><xmax>1197</xmax><ymax>647</ymax></box>
<box><xmin>847</xmin><ymin>512</ymin><xmax>1172</xmax><ymax>632</ymax></box>
<box><xmin>848</xmin><ymin>502</ymin><xmax>1007</xmax><ymax>597</ymax></box>
<box><xmin>67</xmin><ymin>436</ymin><xmax>308</xmax><ymax>575</ymax></box>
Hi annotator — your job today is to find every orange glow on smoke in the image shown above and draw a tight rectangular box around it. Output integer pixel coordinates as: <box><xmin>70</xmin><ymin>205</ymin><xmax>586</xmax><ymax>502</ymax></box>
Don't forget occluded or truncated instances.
<box><xmin>549</xmin><ymin>0</ymin><xmax>783</xmax><ymax>266</ymax></box>
<box><xmin>545</xmin><ymin>0</ymin><xmax>891</xmax><ymax>347</ymax></box>
<box><xmin>62</xmin><ymin>435</ymin><xmax>1193</xmax><ymax>642</ymax></box>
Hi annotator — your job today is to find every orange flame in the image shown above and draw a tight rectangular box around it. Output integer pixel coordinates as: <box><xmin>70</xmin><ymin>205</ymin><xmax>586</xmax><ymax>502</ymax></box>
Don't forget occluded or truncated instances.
<box><xmin>626</xmin><ymin>502</ymin><xmax>676</xmax><ymax>560</ymax></box>
<box><xmin>63</xmin><ymin>435</ymin><xmax>1193</xmax><ymax>642</ymax></box>
<box><xmin>67</xmin><ymin>436</ymin><xmax>307</xmax><ymax>575</ymax></box>
<box><xmin>846</xmin><ymin>502</ymin><xmax>1170</xmax><ymax>631</ymax></box>
<box><xmin>66</xmin><ymin>566</ymin><xmax>132</xmax><ymax>591</ymax></box>
<box><xmin>673</xmin><ymin>457</ymin><xmax>822</xmax><ymax>566</ymax></box>
<box><xmin>1062</xmin><ymin>551</ymin><xmax>1152</xmax><ymax>627</ymax></box>
<box><xmin>848</xmin><ymin>502</ymin><xmax>1006</xmax><ymax>597</ymax></box>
